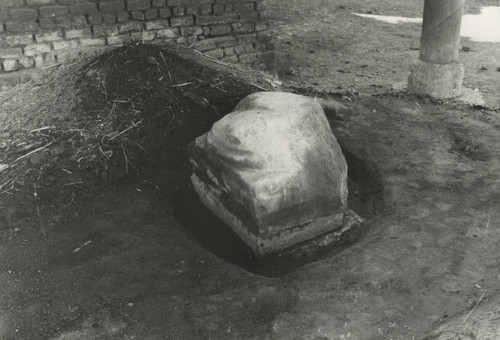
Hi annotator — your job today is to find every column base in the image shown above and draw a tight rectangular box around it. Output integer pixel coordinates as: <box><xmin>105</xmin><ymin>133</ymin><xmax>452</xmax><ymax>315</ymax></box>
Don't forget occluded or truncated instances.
<box><xmin>408</xmin><ymin>60</ymin><xmax>464</xmax><ymax>98</ymax></box>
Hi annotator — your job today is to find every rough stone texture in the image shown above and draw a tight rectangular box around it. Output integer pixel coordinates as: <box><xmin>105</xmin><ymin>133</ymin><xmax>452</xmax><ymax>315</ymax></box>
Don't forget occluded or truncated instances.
<box><xmin>189</xmin><ymin>92</ymin><xmax>348</xmax><ymax>256</ymax></box>
<box><xmin>408</xmin><ymin>60</ymin><xmax>465</xmax><ymax>98</ymax></box>
<box><xmin>0</xmin><ymin>0</ymin><xmax>273</xmax><ymax>73</ymax></box>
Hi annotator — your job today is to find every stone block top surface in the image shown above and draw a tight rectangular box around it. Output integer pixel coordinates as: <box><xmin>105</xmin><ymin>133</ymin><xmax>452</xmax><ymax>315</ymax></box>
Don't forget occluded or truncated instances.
<box><xmin>199</xmin><ymin>91</ymin><xmax>348</xmax><ymax>230</ymax></box>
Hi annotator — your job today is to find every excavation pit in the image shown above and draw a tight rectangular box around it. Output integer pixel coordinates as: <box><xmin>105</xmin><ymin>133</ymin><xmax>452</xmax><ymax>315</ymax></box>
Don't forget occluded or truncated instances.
<box><xmin>174</xmin><ymin>145</ymin><xmax>383</xmax><ymax>277</ymax></box>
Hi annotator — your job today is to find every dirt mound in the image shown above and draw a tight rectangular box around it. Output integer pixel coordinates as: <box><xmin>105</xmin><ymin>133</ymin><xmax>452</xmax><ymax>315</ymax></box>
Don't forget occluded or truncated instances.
<box><xmin>0</xmin><ymin>44</ymin><xmax>260</xmax><ymax>203</ymax></box>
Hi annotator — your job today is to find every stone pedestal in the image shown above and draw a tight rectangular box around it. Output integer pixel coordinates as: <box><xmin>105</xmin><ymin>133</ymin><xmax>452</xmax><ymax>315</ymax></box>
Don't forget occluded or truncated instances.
<box><xmin>408</xmin><ymin>0</ymin><xmax>465</xmax><ymax>98</ymax></box>
<box><xmin>408</xmin><ymin>60</ymin><xmax>465</xmax><ymax>98</ymax></box>
<box><xmin>188</xmin><ymin>92</ymin><xmax>348</xmax><ymax>256</ymax></box>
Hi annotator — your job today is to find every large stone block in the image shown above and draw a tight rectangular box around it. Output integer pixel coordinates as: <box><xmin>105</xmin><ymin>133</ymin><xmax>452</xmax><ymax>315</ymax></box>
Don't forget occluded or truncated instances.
<box><xmin>189</xmin><ymin>92</ymin><xmax>348</xmax><ymax>256</ymax></box>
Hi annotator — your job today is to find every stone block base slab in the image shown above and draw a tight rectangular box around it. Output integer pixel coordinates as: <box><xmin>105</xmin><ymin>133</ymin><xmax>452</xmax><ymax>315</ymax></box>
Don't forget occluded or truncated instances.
<box><xmin>191</xmin><ymin>172</ymin><xmax>344</xmax><ymax>257</ymax></box>
<box><xmin>408</xmin><ymin>60</ymin><xmax>464</xmax><ymax>98</ymax></box>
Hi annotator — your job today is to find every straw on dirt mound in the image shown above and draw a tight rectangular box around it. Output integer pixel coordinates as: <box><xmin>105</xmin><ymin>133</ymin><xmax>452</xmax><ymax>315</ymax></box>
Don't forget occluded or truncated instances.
<box><xmin>0</xmin><ymin>43</ymin><xmax>266</xmax><ymax>199</ymax></box>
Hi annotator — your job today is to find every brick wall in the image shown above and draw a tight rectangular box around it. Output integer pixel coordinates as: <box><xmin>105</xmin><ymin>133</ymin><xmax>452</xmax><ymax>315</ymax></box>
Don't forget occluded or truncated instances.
<box><xmin>0</xmin><ymin>0</ymin><xmax>274</xmax><ymax>73</ymax></box>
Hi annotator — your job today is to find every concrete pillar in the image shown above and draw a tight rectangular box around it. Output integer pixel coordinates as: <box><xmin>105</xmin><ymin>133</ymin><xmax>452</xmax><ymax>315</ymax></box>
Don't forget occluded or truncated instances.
<box><xmin>408</xmin><ymin>0</ymin><xmax>465</xmax><ymax>98</ymax></box>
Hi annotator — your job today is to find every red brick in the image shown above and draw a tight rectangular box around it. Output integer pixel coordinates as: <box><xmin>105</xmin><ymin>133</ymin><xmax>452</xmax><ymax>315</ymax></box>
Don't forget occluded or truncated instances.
<box><xmin>92</xmin><ymin>25</ymin><xmax>119</xmax><ymax>37</ymax></box>
<box><xmin>209</xmin><ymin>24</ymin><xmax>231</xmax><ymax>36</ymax></box>
<box><xmin>191</xmin><ymin>38</ymin><xmax>215</xmax><ymax>51</ymax></box>
<box><xmin>180</xmin><ymin>26</ymin><xmax>202</xmax><ymax>36</ymax></box>
<box><xmin>103</xmin><ymin>14</ymin><xmax>117</xmax><ymax>24</ymax></box>
<box><xmin>0</xmin><ymin>47</ymin><xmax>23</xmax><ymax>58</ymax></box>
<box><xmin>223</xmin><ymin>46</ymin><xmax>234</xmax><ymax>55</ymax></box>
<box><xmin>131</xmin><ymin>30</ymin><xmax>155</xmax><ymax>41</ymax></box>
<box><xmin>196</xmin><ymin>14</ymin><xmax>237</xmax><ymax>25</ymax></box>
<box><xmin>186</xmin><ymin>6</ymin><xmax>198</xmax><ymax>15</ymax></box>
<box><xmin>52</xmin><ymin>39</ymin><xmax>79</xmax><ymax>51</ymax></box>
<box><xmin>1</xmin><ymin>0</ymin><xmax>19</xmax><ymax>6</ymax></box>
<box><xmin>70</xmin><ymin>3</ymin><xmax>97</xmax><ymax>16</ymax></box>
<box><xmin>0</xmin><ymin>33</ymin><xmax>34</xmax><ymax>46</ymax></box>
<box><xmin>65</xmin><ymin>28</ymin><xmax>92</xmax><ymax>39</ymax></box>
<box><xmin>9</xmin><ymin>9</ymin><xmax>38</xmax><ymax>22</ymax></box>
<box><xmin>152</xmin><ymin>0</ymin><xmax>166</xmax><ymax>7</ymax></box>
<box><xmin>127</xmin><ymin>0</ymin><xmax>151</xmax><ymax>11</ymax></box>
<box><xmin>117</xmin><ymin>11</ymin><xmax>129</xmax><ymax>22</ymax></box>
<box><xmin>45</xmin><ymin>54</ymin><xmax>59</xmax><ymax>68</ymax></box>
<box><xmin>99</xmin><ymin>1</ymin><xmax>126</xmax><ymax>13</ymax></box>
<box><xmin>26</xmin><ymin>0</ymin><xmax>55</xmax><ymax>5</ymax></box>
<box><xmin>175</xmin><ymin>36</ymin><xmax>187</xmax><ymax>44</ymax></box>
<box><xmin>233</xmin><ymin>44</ymin><xmax>245</xmax><ymax>54</ymax></box>
<box><xmin>244</xmin><ymin>42</ymin><xmax>254</xmax><ymax>52</ymax></box>
<box><xmin>145</xmin><ymin>9</ymin><xmax>158</xmax><ymax>20</ymax></box>
<box><xmin>211</xmin><ymin>35</ymin><xmax>235</xmax><ymax>46</ymax></box>
<box><xmin>107</xmin><ymin>33</ymin><xmax>131</xmax><ymax>45</ymax></box>
<box><xmin>131</xmin><ymin>11</ymin><xmax>145</xmax><ymax>20</ymax></box>
<box><xmin>118</xmin><ymin>20</ymin><xmax>143</xmax><ymax>32</ymax></box>
<box><xmin>157</xmin><ymin>28</ymin><xmax>179</xmax><ymax>38</ymax></box>
<box><xmin>35</xmin><ymin>30</ymin><xmax>63</xmax><ymax>42</ymax></box>
<box><xmin>39</xmin><ymin>5</ymin><xmax>68</xmax><ymax>18</ymax></box>
<box><xmin>167</xmin><ymin>0</ymin><xmax>190</xmax><ymax>6</ymax></box>
<box><xmin>18</xmin><ymin>56</ymin><xmax>35</xmax><ymax>69</ymax></box>
<box><xmin>72</xmin><ymin>15</ymin><xmax>88</xmax><ymax>28</ymax></box>
<box><xmin>0</xmin><ymin>10</ymin><xmax>8</xmax><ymax>23</ymax></box>
<box><xmin>159</xmin><ymin>8</ymin><xmax>171</xmax><ymax>18</ymax></box>
<box><xmin>88</xmin><ymin>12</ymin><xmax>103</xmax><ymax>25</ymax></box>
<box><xmin>237</xmin><ymin>33</ymin><xmax>256</xmax><ymax>43</ymax></box>
<box><xmin>5</xmin><ymin>21</ymin><xmax>38</xmax><ymax>32</ymax></box>
<box><xmin>232</xmin><ymin>22</ymin><xmax>254</xmax><ymax>33</ymax></box>
<box><xmin>172</xmin><ymin>7</ymin><xmax>185</xmax><ymax>17</ymax></box>
<box><xmin>24</xmin><ymin>43</ymin><xmax>52</xmax><ymax>56</ymax></box>
<box><xmin>238</xmin><ymin>11</ymin><xmax>258</xmax><ymax>22</ymax></box>
<box><xmin>190</xmin><ymin>0</ymin><xmax>214</xmax><ymax>4</ymax></box>
<box><xmin>213</xmin><ymin>4</ymin><xmax>224</xmax><ymax>14</ymax></box>
<box><xmin>39</xmin><ymin>17</ymin><xmax>56</xmax><ymax>30</ymax></box>
<box><xmin>204</xmin><ymin>48</ymin><xmax>223</xmax><ymax>58</ymax></box>
<box><xmin>144</xmin><ymin>19</ymin><xmax>169</xmax><ymax>29</ymax></box>
<box><xmin>255</xmin><ymin>42</ymin><xmax>266</xmax><ymax>52</ymax></box>
<box><xmin>54</xmin><ymin>49</ymin><xmax>80</xmax><ymax>62</ymax></box>
<box><xmin>199</xmin><ymin>4</ymin><xmax>212</xmax><ymax>15</ymax></box>
<box><xmin>170</xmin><ymin>15</ymin><xmax>193</xmax><ymax>27</ymax></box>
<box><xmin>2</xmin><ymin>59</ymin><xmax>18</xmax><ymax>72</ymax></box>
<box><xmin>55</xmin><ymin>14</ymin><xmax>72</xmax><ymax>29</ymax></box>
<box><xmin>234</xmin><ymin>2</ymin><xmax>255</xmax><ymax>12</ymax></box>
<box><xmin>79</xmin><ymin>37</ymin><xmax>106</xmax><ymax>47</ymax></box>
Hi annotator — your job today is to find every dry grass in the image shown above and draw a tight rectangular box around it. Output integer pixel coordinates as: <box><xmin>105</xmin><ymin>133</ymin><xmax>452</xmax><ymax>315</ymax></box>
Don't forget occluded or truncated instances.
<box><xmin>0</xmin><ymin>43</ymin><xmax>269</xmax><ymax>197</ymax></box>
<box><xmin>0</xmin><ymin>53</ymin><xmax>141</xmax><ymax>196</ymax></box>
<box><xmin>1</xmin><ymin>60</ymin><xmax>83</xmax><ymax>194</ymax></box>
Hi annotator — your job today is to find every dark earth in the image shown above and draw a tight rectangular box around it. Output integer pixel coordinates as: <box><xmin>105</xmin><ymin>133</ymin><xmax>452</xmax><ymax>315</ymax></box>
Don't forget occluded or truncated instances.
<box><xmin>1</xmin><ymin>0</ymin><xmax>500</xmax><ymax>339</ymax></box>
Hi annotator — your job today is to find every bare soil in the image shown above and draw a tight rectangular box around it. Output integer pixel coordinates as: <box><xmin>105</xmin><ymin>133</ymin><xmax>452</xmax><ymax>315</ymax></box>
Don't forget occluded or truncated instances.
<box><xmin>1</xmin><ymin>1</ymin><xmax>500</xmax><ymax>339</ymax></box>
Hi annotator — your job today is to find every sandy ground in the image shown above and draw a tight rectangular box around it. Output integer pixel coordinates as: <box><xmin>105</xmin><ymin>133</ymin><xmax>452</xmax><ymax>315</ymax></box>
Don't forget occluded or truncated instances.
<box><xmin>268</xmin><ymin>0</ymin><xmax>500</xmax><ymax>108</ymax></box>
<box><xmin>1</xmin><ymin>0</ymin><xmax>500</xmax><ymax>339</ymax></box>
